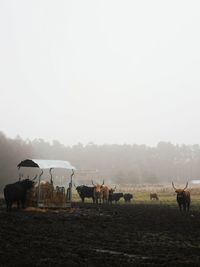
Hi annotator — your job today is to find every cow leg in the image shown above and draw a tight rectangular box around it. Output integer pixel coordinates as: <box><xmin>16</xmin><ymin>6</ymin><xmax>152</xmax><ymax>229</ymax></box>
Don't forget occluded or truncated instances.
<box><xmin>21</xmin><ymin>199</ymin><xmax>25</xmax><ymax>209</ymax></box>
<box><xmin>17</xmin><ymin>200</ymin><xmax>20</xmax><ymax>209</ymax></box>
<box><xmin>187</xmin><ymin>202</ymin><xmax>190</xmax><ymax>212</ymax></box>
<box><xmin>8</xmin><ymin>203</ymin><xmax>12</xmax><ymax>212</ymax></box>
<box><xmin>5</xmin><ymin>200</ymin><xmax>8</xmax><ymax>212</ymax></box>
<box><xmin>179</xmin><ymin>203</ymin><xmax>182</xmax><ymax>212</ymax></box>
<box><xmin>6</xmin><ymin>202</ymin><xmax>9</xmax><ymax>212</ymax></box>
<box><xmin>81</xmin><ymin>197</ymin><xmax>84</xmax><ymax>203</ymax></box>
<box><xmin>183</xmin><ymin>203</ymin><xmax>186</xmax><ymax>212</ymax></box>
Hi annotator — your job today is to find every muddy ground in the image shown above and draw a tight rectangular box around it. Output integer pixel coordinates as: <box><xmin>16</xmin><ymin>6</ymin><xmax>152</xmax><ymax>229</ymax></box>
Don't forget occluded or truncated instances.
<box><xmin>0</xmin><ymin>203</ymin><xmax>200</xmax><ymax>267</ymax></box>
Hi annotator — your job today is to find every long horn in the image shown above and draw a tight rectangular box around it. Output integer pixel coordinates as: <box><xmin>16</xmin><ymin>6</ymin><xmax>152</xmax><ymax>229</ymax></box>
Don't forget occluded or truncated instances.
<box><xmin>101</xmin><ymin>180</ymin><xmax>104</xmax><ymax>186</ymax></box>
<box><xmin>172</xmin><ymin>182</ymin><xmax>177</xmax><ymax>190</ymax></box>
<box><xmin>91</xmin><ymin>180</ymin><xmax>95</xmax><ymax>186</ymax></box>
<box><xmin>183</xmin><ymin>182</ymin><xmax>188</xmax><ymax>191</ymax></box>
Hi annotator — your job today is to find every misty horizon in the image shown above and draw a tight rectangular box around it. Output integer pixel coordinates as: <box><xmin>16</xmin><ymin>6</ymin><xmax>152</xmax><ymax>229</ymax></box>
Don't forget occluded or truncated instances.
<box><xmin>2</xmin><ymin>130</ymin><xmax>200</xmax><ymax>148</ymax></box>
<box><xmin>0</xmin><ymin>130</ymin><xmax>200</xmax><ymax>148</ymax></box>
<box><xmin>1</xmin><ymin>131</ymin><xmax>200</xmax><ymax>191</ymax></box>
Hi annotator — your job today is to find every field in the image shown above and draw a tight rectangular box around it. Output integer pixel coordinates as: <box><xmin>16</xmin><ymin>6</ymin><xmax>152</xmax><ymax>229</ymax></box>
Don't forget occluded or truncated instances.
<box><xmin>0</xmin><ymin>187</ymin><xmax>200</xmax><ymax>267</ymax></box>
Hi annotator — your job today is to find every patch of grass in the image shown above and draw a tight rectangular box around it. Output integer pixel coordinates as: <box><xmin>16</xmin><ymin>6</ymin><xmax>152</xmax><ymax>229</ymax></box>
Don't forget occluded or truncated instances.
<box><xmin>72</xmin><ymin>189</ymin><xmax>200</xmax><ymax>211</ymax></box>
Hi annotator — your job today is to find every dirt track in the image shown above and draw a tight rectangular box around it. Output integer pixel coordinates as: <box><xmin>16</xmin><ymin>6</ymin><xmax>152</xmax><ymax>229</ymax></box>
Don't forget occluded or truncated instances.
<box><xmin>0</xmin><ymin>203</ymin><xmax>200</xmax><ymax>267</ymax></box>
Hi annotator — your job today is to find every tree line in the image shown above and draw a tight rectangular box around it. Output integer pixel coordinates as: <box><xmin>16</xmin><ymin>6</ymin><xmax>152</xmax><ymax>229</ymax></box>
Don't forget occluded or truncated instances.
<box><xmin>0</xmin><ymin>131</ymin><xmax>200</xmax><ymax>191</ymax></box>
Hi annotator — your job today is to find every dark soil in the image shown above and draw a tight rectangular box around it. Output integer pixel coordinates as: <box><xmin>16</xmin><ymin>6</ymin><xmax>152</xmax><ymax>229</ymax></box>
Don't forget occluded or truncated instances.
<box><xmin>0</xmin><ymin>203</ymin><xmax>200</xmax><ymax>267</ymax></box>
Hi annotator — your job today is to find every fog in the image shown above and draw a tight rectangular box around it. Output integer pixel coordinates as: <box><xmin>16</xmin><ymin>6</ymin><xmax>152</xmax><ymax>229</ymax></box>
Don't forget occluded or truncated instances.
<box><xmin>0</xmin><ymin>1</ymin><xmax>200</xmax><ymax>146</ymax></box>
<box><xmin>0</xmin><ymin>132</ymin><xmax>200</xmax><ymax>191</ymax></box>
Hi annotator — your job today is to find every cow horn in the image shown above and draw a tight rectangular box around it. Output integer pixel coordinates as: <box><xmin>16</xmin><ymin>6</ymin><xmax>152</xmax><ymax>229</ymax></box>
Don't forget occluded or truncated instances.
<box><xmin>183</xmin><ymin>182</ymin><xmax>188</xmax><ymax>191</ymax></box>
<box><xmin>101</xmin><ymin>180</ymin><xmax>104</xmax><ymax>186</ymax></box>
<box><xmin>91</xmin><ymin>180</ymin><xmax>95</xmax><ymax>186</ymax></box>
<box><xmin>172</xmin><ymin>182</ymin><xmax>177</xmax><ymax>191</ymax></box>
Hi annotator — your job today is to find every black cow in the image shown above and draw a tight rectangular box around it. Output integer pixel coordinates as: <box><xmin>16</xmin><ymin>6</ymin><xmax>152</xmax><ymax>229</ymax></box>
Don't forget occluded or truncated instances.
<box><xmin>4</xmin><ymin>179</ymin><xmax>35</xmax><ymax>211</ymax></box>
<box><xmin>75</xmin><ymin>185</ymin><xmax>95</xmax><ymax>203</ymax></box>
<box><xmin>108</xmin><ymin>187</ymin><xmax>115</xmax><ymax>204</ymax></box>
<box><xmin>109</xmin><ymin>192</ymin><xmax>124</xmax><ymax>204</ymax></box>
<box><xmin>172</xmin><ymin>182</ymin><xmax>191</xmax><ymax>212</ymax></box>
<box><xmin>124</xmin><ymin>193</ymin><xmax>133</xmax><ymax>202</ymax></box>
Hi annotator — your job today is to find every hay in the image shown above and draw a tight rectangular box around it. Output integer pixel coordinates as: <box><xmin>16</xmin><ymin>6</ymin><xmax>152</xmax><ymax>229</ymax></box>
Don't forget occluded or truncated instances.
<box><xmin>26</xmin><ymin>182</ymin><xmax>68</xmax><ymax>207</ymax></box>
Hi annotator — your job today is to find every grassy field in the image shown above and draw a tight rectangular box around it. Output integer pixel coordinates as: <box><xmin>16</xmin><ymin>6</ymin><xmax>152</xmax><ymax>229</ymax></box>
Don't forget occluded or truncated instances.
<box><xmin>1</xmin><ymin>184</ymin><xmax>200</xmax><ymax>210</ymax></box>
<box><xmin>72</xmin><ymin>185</ymin><xmax>200</xmax><ymax>211</ymax></box>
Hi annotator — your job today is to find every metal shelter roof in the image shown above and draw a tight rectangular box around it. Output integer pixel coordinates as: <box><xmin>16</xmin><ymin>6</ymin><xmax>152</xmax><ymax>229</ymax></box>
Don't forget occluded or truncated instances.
<box><xmin>17</xmin><ymin>159</ymin><xmax>76</xmax><ymax>170</ymax></box>
<box><xmin>190</xmin><ymin>180</ymin><xmax>200</xmax><ymax>184</ymax></box>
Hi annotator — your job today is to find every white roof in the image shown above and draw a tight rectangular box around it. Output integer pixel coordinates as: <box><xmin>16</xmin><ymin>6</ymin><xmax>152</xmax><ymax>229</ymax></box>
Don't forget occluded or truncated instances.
<box><xmin>17</xmin><ymin>159</ymin><xmax>76</xmax><ymax>170</ymax></box>
<box><xmin>190</xmin><ymin>180</ymin><xmax>200</xmax><ymax>184</ymax></box>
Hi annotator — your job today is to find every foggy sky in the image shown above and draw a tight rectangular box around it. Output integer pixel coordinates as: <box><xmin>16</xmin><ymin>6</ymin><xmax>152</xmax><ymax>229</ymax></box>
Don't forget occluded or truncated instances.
<box><xmin>0</xmin><ymin>0</ymin><xmax>200</xmax><ymax>146</ymax></box>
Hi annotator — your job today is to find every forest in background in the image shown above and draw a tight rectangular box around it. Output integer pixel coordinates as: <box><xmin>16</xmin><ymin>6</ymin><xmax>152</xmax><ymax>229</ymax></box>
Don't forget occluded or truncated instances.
<box><xmin>0</xmin><ymin>131</ymin><xmax>200</xmax><ymax>191</ymax></box>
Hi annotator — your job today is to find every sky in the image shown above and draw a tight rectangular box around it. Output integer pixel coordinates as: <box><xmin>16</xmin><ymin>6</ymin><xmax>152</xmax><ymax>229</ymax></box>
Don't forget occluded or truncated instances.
<box><xmin>0</xmin><ymin>0</ymin><xmax>200</xmax><ymax>146</ymax></box>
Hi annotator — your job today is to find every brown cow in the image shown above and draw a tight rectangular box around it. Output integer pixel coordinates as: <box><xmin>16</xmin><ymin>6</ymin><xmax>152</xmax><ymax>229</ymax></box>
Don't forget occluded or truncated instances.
<box><xmin>172</xmin><ymin>182</ymin><xmax>191</xmax><ymax>212</ymax></box>
<box><xmin>92</xmin><ymin>180</ymin><xmax>104</xmax><ymax>204</ymax></box>
<box><xmin>150</xmin><ymin>193</ymin><xmax>159</xmax><ymax>200</ymax></box>
<box><xmin>101</xmin><ymin>185</ymin><xmax>109</xmax><ymax>204</ymax></box>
